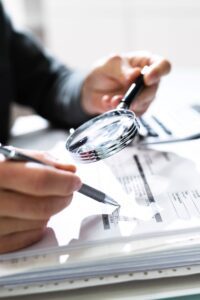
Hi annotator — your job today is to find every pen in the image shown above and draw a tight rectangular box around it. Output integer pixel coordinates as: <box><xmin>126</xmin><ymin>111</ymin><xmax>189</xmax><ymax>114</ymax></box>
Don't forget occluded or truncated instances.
<box><xmin>0</xmin><ymin>144</ymin><xmax>119</xmax><ymax>207</ymax></box>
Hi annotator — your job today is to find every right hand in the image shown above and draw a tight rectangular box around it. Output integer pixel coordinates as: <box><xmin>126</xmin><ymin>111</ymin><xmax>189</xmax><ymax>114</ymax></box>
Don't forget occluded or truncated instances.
<box><xmin>0</xmin><ymin>149</ymin><xmax>82</xmax><ymax>254</ymax></box>
<box><xmin>81</xmin><ymin>51</ymin><xmax>171</xmax><ymax>116</ymax></box>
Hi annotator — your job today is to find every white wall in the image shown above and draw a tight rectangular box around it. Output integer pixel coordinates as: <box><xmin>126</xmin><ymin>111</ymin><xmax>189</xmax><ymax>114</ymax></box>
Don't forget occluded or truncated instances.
<box><xmin>2</xmin><ymin>0</ymin><xmax>26</xmax><ymax>29</ymax></box>
<box><xmin>3</xmin><ymin>0</ymin><xmax>200</xmax><ymax>69</ymax></box>
<box><xmin>41</xmin><ymin>0</ymin><xmax>200</xmax><ymax>69</ymax></box>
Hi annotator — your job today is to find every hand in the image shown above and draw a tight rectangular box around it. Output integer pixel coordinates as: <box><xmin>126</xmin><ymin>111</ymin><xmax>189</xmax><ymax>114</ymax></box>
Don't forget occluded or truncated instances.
<box><xmin>81</xmin><ymin>51</ymin><xmax>171</xmax><ymax>116</ymax></box>
<box><xmin>0</xmin><ymin>150</ymin><xmax>82</xmax><ymax>254</ymax></box>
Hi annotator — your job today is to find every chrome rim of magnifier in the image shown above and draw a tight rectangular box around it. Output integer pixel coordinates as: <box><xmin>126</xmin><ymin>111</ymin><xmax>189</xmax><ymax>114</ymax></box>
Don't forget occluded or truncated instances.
<box><xmin>69</xmin><ymin>120</ymin><xmax>138</xmax><ymax>162</ymax></box>
<box><xmin>66</xmin><ymin>109</ymin><xmax>139</xmax><ymax>163</ymax></box>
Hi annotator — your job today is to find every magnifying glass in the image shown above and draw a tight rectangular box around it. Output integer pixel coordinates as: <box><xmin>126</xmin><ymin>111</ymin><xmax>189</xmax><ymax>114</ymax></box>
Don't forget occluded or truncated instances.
<box><xmin>66</xmin><ymin>70</ymin><xmax>146</xmax><ymax>163</ymax></box>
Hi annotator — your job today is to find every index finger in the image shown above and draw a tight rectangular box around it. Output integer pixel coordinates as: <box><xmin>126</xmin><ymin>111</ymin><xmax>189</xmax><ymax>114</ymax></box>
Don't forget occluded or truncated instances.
<box><xmin>0</xmin><ymin>161</ymin><xmax>82</xmax><ymax>196</ymax></box>
<box><xmin>144</xmin><ymin>56</ymin><xmax>171</xmax><ymax>86</ymax></box>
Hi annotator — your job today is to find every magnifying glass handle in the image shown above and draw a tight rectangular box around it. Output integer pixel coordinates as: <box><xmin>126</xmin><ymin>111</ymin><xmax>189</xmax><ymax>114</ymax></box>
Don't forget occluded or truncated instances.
<box><xmin>118</xmin><ymin>73</ymin><xmax>144</xmax><ymax>110</ymax></box>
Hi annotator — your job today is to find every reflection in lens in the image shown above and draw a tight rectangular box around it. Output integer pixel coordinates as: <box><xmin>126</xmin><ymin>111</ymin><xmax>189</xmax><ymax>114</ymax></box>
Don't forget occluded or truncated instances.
<box><xmin>66</xmin><ymin>109</ymin><xmax>139</xmax><ymax>163</ymax></box>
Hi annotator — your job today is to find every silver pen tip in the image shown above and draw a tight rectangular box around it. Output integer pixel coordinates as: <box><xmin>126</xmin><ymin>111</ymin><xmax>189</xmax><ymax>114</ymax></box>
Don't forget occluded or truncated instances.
<box><xmin>104</xmin><ymin>196</ymin><xmax>120</xmax><ymax>207</ymax></box>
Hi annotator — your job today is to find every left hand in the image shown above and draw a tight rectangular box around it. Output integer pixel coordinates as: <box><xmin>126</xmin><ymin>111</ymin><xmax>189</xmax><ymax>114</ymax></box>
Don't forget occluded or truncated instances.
<box><xmin>81</xmin><ymin>51</ymin><xmax>171</xmax><ymax>116</ymax></box>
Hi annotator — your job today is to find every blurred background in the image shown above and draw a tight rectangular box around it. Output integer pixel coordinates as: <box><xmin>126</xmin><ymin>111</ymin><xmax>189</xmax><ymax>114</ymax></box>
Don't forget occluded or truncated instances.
<box><xmin>2</xmin><ymin>0</ymin><xmax>200</xmax><ymax>137</ymax></box>
<box><xmin>3</xmin><ymin>0</ymin><xmax>200</xmax><ymax>69</ymax></box>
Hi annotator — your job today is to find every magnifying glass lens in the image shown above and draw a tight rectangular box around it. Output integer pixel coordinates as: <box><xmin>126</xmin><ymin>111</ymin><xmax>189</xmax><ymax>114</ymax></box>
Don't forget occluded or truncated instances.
<box><xmin>66</xmin><ymin>109</ymin><xmax>139</xmax><ymax>163</ymax></box>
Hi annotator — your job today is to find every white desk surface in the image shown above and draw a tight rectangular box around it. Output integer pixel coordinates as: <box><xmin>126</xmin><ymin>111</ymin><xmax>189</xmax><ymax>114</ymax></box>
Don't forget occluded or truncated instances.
<box><xmin>7</xmin><ymin>68</ymin><xmax>200</xmax><ymax>300</ymax></box>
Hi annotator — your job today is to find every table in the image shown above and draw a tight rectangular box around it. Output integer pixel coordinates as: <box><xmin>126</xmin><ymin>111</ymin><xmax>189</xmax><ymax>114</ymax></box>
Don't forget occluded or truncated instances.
<box><xmin>7</xmin><ymin>68</ymin><xmax>200</xmax><ymax>300</ymax></box>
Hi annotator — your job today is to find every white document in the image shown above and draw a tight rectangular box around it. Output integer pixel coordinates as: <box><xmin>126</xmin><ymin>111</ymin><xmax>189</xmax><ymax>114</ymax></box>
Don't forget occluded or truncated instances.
<box><xmin>1</xmin><ymin>140</ymin><xmax>200</xmax><ymax>295</ymax></box>
<box><xmin>137</xmin><ymin>102</ymin><xmax>200</xmax><ymax>144</ymax></box>
<box><xmin>3</xmin><ymin>139</ymin><xmax>200</xmax><ymax>260</ymax></box>
<box><xmin>59</xmin><ymin>138</ymin><xmax>200</xmax><ymax>237</ymax></box>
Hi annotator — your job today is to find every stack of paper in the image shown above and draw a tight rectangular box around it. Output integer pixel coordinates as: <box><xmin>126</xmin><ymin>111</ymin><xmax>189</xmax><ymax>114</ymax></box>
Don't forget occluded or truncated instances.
<box><xmin>1</xmin><ymin>139</ymin><xmax>200</xmax><ymax>297</ymax></box>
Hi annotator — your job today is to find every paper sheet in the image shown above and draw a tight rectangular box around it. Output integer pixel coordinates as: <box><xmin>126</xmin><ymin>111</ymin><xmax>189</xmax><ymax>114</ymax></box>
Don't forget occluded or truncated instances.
<box><xmin>1</xmin><ymin>140</ymin><xmax>200</xmax><ymax>291</ymax></box>
<box><xmin>137</xmin><ymin>102</ymin><xmax>200</xmax><ymax>144</ymax></box>
<box><xmin>3</xmin><ymin>139</ymin><xmax>199</xmax><ymax>259</ymax></box>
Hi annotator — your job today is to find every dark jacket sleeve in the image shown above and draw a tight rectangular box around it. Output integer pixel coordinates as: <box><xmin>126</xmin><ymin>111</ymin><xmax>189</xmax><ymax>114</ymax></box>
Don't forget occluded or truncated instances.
<box><xmin>9</xmin><ymin>16</ymin><xmax>91</xmax><ymax>128</ymax></box>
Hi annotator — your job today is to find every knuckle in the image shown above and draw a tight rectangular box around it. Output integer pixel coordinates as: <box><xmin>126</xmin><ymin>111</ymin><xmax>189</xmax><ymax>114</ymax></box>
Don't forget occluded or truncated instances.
<box><xmin>108</xmin><ymin>54</ymin><xmax>122</xmax><ymax>64</ymax></box>
<box><xmin>63</xmin><ymin>174</ymin><xmax>81</xmax><ymax>194</ymax></box>
<box><xmin>164</xmin><ymin>59</ymin><xmax>172</xmax><ymax>73</ymax></box>
<box><xmin>56</xmin><ymin>195</ymin><xmax>73</xmax><ymax>212</ymax></box>
<box><xmin>64</xmin><ymin>177</ymin><xmax>75</xmax><ymax>194</ymax></box>
<box><xmin>38</xmin><ymin>201</ymin><xmax>54</xmax><ymax>219</ymax></box>
<box><xmin>33</xmin><ymin>169</ymin><xmax>51</xmax><ymax>194</ymax></box>
<box><xmin>41</xmin><ymin>219</ymin><xmax>49</xmax><ymax>227</ymax></box>
<box><xmin>34</xmin><ymin>218</ymin><xmax>49</xmax><ymax>229</ymax></box>
<box><xmin>157</xmin><ymin>58</ymin><xmax>171</xmax><ymax>74</ymax></box>
<box><xmin>23</xmin><ymin>229</ymin><xmax>45</xmax><ymax>248</ymax></box>
<box><xmin>39</xmin><ymin>196</ymin><xmax>70</xmax><ymax>218</ymax></box>
<box><xmin>65</xmin><ymin>194</ymin><xmax>73</xmax><ymax>207</ymax></box>
<box><xmin>151</xmin><ymin>67</ymin><xmax>160</xmax><ymax>78</ymax></box>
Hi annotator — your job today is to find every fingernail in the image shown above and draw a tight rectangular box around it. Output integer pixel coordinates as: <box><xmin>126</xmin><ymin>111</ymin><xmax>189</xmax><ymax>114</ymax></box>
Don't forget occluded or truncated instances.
<box><xmin>74</xmin><ymin>178</ymin><xmax>82</xmax><ymax>191</ymax></box>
